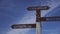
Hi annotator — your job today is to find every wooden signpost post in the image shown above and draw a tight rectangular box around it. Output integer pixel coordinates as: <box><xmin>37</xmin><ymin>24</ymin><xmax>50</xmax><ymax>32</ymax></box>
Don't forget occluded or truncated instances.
<box><xmin>11</xmin><ymin>6</ymin><xmax>60</xmax><ymax>34</ymax></box>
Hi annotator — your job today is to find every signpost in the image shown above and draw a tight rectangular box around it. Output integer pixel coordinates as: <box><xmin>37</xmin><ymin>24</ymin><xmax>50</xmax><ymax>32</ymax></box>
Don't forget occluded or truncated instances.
<box><xmin>11</xmin><ymin>6</ymin><xmax>60</xmax><ymax>34</ymax></box>
<box><xmin>11</xmin><ymin>6</ymin><xmax>50</xmax><ymax>34</ymax></box>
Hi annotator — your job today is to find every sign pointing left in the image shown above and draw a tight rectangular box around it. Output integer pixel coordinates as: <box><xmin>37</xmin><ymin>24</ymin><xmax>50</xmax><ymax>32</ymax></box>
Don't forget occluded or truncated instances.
<box><xmin>11</xmin><ymin>24</ymin><xmax>36</xmax><ymax>29</ymax></box>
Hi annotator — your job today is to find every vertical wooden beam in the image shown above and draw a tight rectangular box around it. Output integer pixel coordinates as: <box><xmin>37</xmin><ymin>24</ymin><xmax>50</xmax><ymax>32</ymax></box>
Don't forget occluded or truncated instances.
<box><xmin>36</xmin><ymin>9</ymin><xmax>41</xmax><ymax>34</ymax></box>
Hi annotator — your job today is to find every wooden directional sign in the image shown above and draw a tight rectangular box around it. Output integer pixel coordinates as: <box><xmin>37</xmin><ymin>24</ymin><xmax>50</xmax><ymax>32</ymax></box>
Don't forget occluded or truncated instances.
<box><xmin>11</xmin><ymin>24</ymin><xmax>36</xmax><ymax>29</ymax></box>
<box><xmin>27</xmin><ymin>6</ymin><xmax>50</xmax><ymax>11</ymax></box>
<box><xmin>37</xmin><ymin>16</ymin><xmax>60</xmax><ymax>21</ymax></box>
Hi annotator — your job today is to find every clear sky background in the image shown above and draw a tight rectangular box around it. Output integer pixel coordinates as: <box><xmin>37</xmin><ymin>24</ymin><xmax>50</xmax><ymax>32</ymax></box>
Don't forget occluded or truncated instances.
<box><xmin>0</xmin><ymin>0</ymin><xmax>60</xmax><ymax>34</ymax></box>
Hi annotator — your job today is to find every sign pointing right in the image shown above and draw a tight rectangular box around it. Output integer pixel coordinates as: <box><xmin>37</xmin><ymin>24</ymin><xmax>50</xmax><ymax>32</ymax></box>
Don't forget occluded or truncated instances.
<box><xmin>37</xmin><ymin>16</ymin><xmax>60</xmax><ymax>21</ymax></box>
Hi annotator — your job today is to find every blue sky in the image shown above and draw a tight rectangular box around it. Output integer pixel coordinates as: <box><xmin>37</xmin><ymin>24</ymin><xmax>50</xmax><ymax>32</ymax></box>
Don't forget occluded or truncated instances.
<box><xmin>0</xmin><ymin>0</ymin><xmax>60</xmax><ymax>34</ymax></box>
